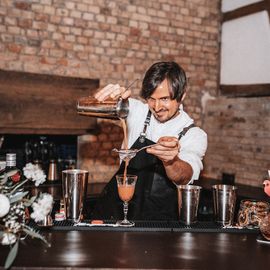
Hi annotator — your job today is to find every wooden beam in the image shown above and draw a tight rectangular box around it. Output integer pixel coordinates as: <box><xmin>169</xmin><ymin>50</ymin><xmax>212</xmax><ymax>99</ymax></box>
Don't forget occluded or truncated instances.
<box><xmin>266</xmin><ymin>0</ymin><xmax>270</xmax><ymax>18</ymax></box>
<box><xmin>220</xmin><ymin>84</ymin><xmax>270</xmax><ymax>97</ymax></box>
<box><xmin>0</xmin><ymin>69</ymin><xmax>99</xmax><ymax>134</ymax></box>
<box><xmin>222</xmin><ymin>1</ymin><xmax>267</xmax><ymax>22</ymax></box>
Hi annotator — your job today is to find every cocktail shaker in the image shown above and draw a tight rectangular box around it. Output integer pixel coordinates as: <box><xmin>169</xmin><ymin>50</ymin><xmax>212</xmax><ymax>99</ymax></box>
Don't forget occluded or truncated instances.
<box><xmin>77</xmin><ymin>96</ymin><xmax>129</xmax><ymax>119</ymax></box>
<box><xmin>62</xmin><ymin>169</ymin><xmax>88</xmax><ymax>222</ymax></box>
<box><xmin>177</xmin><ymin>185</ymin><xmax>202</xmax><ymax>225</ymax></box>
<box><xmin>212</xmin><ymin>184</ymin><xmax>237</xmax><ymax>225</ymax></box>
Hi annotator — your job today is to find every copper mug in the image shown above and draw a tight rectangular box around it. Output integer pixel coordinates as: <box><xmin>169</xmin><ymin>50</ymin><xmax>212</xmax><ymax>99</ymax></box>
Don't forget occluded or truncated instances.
<box><xmin>47</xmin><ymin>160</ymin><xmax>58</xmax><ymax>181</ymax></box>
<box><xmin>77</xmin><ymin>96</ymin><xmax>129</xmax><ymax>119</ymax></box>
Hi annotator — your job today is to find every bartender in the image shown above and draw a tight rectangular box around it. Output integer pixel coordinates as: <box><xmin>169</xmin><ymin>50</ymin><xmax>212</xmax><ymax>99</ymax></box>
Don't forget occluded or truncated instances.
<box><xmin>92</xmin><ymin>61</ymin><xmax>207</xmax><ymax>220</ymax></box>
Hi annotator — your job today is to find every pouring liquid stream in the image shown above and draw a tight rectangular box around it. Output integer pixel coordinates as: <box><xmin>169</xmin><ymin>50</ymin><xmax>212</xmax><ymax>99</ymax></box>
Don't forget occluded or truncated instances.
<box><xmin>120</xmin><ymin>118</ymin><xmax>129</xmax><ymax>184</ymax></box>
<box><xmin>118</xmin><ymin>119</ymin><xmax>158</xmax><ymax>184</ymax></box>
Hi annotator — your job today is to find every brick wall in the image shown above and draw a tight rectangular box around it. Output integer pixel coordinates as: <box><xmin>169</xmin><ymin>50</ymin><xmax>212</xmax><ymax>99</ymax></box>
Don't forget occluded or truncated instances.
<box><xmin>203</xmin><ymin>97</ymin><xmax>270</xmax><ymax>187</ymax></box>
<box><xmin>0</xmin><ymin>0</ymin><xmax>221</xmax><ymax>183</ymax></box>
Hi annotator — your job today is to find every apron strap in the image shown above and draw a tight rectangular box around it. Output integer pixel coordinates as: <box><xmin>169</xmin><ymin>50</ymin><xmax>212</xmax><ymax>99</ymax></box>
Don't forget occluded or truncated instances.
<box><xmin>139</xmin><ymin>111</ymin><xmax>196</xmax><ymax>141</ymax></box>
<box><xmin>178</xmin><ymin>123</ymin><xmax>195</xmax><ymax>140</ymax></box>
<box><xmin>139</xmin><ymin>110</ymin><xmax>152</xmax><ymax>143</ymax></box>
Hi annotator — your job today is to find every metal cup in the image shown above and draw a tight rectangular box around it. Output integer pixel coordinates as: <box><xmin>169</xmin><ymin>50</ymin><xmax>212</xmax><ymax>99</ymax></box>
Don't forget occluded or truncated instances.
<box><xmin>177</xmin><ymin>185</ymin><xmax>202</xmax><ymax>225</ymax></box>
<box><xmin>62</xmin><ymin>169</ymin><xmax>88</xmax><ymax>222</ymax></box>
<box><xmin>47</xmin><ymin>160</ymin><xmax>58</xmax><ymax>181</ymax></box>
<box><xmin>77</xmin><ymin>96</ymin><xmax>129</xmax><ymax>119</ymax></box>
<box><xmin>212</xmin><ymin>184</ymin><xmax>237</xmax><ymax>226</ymax></box>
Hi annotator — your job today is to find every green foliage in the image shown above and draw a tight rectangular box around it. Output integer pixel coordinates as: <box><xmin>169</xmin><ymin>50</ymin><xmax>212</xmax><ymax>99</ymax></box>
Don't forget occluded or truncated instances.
<box><xmin>4</xmin><ymin>240</ymin><xmax>19</xmax><ymax>269</ymax></box>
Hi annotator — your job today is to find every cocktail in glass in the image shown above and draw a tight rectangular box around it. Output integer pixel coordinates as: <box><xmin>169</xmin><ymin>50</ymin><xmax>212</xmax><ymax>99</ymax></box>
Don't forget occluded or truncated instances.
<box><xmin>116</xmin><ymin>174</ymin><xmax>137</xmax><ymax>227</ymax></box>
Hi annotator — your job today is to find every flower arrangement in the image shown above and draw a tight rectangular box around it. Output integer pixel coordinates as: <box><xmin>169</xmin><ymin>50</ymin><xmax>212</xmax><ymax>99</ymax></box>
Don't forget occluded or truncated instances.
<box><xmin>0</xmin><ymin>162</ymin><xmax>53</xmax><ymax>269</ymax></box>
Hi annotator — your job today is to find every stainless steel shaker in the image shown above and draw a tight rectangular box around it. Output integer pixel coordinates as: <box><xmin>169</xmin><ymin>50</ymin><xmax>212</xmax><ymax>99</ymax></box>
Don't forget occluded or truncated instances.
<box><xmin>177</xmin><ymin>185</ymin><xmax>202</xmax><ymax>225</ymax></box>
<box><xmin>62</xmin><ymin>169</ymin><xmax>88</xmax><ymax>222</ymax></box>
<box><xmin>212</xmin><ymin>184</ymin><xmax>237</xmax><ymax>225</ymax></box>
<box><xmin>77</xmin><ymin>96</ymin><xmax>129</xmax><ymax>119</ymax></box>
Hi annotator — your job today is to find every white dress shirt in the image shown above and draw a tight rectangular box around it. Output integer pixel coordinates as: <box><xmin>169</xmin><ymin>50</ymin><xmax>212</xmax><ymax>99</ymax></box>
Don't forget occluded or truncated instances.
<box><xmin>126</xmin><ymin>98</ymin><xmax>208</xmax><ymax>182</ymax></box>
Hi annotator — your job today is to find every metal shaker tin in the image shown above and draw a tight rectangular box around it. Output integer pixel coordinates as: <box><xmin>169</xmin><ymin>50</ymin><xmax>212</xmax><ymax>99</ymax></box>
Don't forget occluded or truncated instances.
<box><xmin>77</xmin><ymin>96</ymin><xmax>129</xmax><ymax>119</ymax></box>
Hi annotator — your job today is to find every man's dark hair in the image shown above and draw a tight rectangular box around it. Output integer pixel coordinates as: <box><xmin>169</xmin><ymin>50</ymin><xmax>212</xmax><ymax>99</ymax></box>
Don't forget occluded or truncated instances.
<box><xmin>140</xmin><ymin>61</ymin><xmax>187</xmax><ymax>102</ymax></box>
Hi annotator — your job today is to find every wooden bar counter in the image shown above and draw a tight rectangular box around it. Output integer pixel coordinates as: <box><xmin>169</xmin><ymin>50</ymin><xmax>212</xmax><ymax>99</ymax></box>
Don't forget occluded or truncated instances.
<box><xmin>2</xmin><ymin>180</ymin><xmax>267</xmax><ymax>269</ymax></box>
<box><xmin>0</xmin><ymin>225</ymin><xmax>270</xmax><ymax>270</ymax></box>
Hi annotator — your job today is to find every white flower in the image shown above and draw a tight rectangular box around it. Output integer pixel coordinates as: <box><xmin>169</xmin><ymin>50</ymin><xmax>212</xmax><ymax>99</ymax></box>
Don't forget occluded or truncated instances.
<box><xmin>30</xmin><ymin>193</ymin><xmax>53</xmax><ymax>222</ymax></box>
<box><xmin>0</xmin><ymin>194</ymin><xmax>10</xmax><ymax>218</ymax></box>
<box><xmin>1</xmin><ymin>232</ymin><xmax>17</xmax><ymax>245</ymax></box>
<box><xmin>23</xmin><ymin>163</ymin><xmax>46</xmax><ymax>187</ymax></box>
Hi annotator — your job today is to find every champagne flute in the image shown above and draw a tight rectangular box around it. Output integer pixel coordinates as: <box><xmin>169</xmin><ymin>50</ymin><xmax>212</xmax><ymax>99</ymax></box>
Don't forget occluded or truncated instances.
<box><xmin>116</xmin><ymin>174</ymin><xmax>137</xmax><ymax>227</ymax></box>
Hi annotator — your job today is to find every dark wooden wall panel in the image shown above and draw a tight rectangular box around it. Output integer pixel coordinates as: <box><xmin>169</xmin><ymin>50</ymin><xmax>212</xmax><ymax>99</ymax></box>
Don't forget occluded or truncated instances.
<box><xmin>0</xmin><ymin>70</ymin><xmax>99</xmax><ymax>134</ymax></box>
<box><xmin>222</xmin><ymin>1</ymin><xmax>268</xmax><ymax>22</ymax></box>
<box><xmin>220</xmin><ymin>84</ymin><xmax>270</xmax><ymax>97</ymax></box>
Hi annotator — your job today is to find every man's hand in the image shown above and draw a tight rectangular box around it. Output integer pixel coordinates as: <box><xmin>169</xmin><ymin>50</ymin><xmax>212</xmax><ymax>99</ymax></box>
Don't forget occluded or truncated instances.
<box><xmin>146</xmin><ymin>136</ymin><xmax>180</xmax><ymax>164</ymax></box>
<box><xmin>94</xmin><ymin>84</ymin><xmax>131</xmax><ymax>101</ymax></box>
<box><xmin>147</xmin><ymin>136</ymin><xmax>193</xmax><ymax>184</ymax></box>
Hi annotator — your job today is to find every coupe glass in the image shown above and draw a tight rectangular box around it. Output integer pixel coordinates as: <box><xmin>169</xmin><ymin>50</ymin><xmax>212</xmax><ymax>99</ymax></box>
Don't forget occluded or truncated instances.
<box><xmin>116</xmin><ymin>174</ymin><xmax>137</xmax><ymax>227</ymax></box>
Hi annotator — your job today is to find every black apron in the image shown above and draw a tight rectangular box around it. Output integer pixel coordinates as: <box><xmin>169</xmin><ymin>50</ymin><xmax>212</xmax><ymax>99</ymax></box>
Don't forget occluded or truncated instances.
<box><xmin>92</xmin><ymin>111</ymin><xmax>195</xmax><ymax>221</ymax></box>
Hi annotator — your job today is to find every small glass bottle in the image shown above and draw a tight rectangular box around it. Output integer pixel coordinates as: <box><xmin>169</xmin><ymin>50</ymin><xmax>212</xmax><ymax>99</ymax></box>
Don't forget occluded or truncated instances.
<box><xmin>5</xmin><ymin>153</ymin><xmax>22</xmax><ymax>187</ymax></box>
<box><xmin>55</xmin><ymin>199</ymin><xmax>66</xmax><ymax>221</ymax></box>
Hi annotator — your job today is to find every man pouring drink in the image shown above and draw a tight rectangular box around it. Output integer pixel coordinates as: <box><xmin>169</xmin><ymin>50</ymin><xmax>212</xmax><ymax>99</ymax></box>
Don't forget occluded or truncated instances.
<box><xmin>92</xmin><ymin>61</ymin><xmax>207</xmax><ymax>221</ymax></box>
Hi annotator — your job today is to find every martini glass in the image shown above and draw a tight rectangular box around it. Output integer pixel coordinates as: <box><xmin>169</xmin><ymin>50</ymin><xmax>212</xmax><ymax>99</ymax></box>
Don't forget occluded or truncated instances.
<box><xmin>116</xmin><ymin>174</ymin><xmax>137</xmax><ymax>227</ymax></box>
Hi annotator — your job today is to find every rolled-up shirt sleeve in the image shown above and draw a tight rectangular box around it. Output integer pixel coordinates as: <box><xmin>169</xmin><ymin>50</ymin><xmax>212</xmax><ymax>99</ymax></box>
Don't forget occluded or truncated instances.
<box><xmin>178</xmin><ymin>127</ymin><xmax>208</xmax><ymax>183</ymax></box>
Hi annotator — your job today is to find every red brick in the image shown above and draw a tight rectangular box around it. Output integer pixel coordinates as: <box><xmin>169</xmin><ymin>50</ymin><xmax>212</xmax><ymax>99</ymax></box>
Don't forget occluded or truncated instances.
<box><xmin>14</xmin><ymin>1</ymin><xmax>31</xmax><ymax>10</ymax></box>
<box><xmin>18</xmin><ymin>18</ymin><xmax>32</xmax><ymax>28</ymax></box>
<box><xmin>35</xmin><ymin>13</ymin><xmax>49</xmax><ymax>22</ymax></box>
<box><xmin>130</xmin><ymin>27</ymin><xmax>141</xmax><ymax>36</ymax></box>
<box><xmin>56</xmin><ymin>58</ymin><xmax>68</xmax><ymax>66</ymax></box>
<box><xmin>98</xmin><ymin>133</ymin><xmax>108</xmax><ymax>141</ymax></box>
<box><xmin>7</xmin><ymin>43</ymin><xmax>22</xmax><ymax>53</ymax></box>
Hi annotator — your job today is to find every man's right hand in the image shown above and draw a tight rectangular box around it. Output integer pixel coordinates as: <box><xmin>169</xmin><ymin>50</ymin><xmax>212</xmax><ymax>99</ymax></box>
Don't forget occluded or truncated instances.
<box><xmin>94</xmin><ymin>84</ymin><xmax>131</xmax><ymax>101</ymax></box>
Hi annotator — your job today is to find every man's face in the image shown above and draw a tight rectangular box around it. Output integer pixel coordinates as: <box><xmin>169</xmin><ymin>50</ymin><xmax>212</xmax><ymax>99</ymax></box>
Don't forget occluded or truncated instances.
<box><xmin>146</xmin><ymin>79</ymin><xmax>181</xmax><ymax>123</ymax></box>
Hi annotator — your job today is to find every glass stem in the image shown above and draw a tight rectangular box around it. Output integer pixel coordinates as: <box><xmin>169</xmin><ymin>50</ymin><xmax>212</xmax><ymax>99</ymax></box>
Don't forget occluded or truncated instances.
<box><xmin>123</xmin><ymin>202</ymin><xmax>128</xmax><ymax>222</ymax></box>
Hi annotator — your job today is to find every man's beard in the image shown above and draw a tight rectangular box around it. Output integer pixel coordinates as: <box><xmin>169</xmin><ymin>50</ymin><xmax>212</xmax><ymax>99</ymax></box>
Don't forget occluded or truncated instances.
<box><xmin>151</xmin><ymin>108</ymin><xmax>180</xmax><ymax>123</ymax></box>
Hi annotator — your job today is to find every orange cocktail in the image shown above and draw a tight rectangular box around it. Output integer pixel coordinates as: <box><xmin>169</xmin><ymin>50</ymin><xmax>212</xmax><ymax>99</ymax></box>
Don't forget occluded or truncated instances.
<box><xmin>116</xmin><ymin>174</ymin><xmax>137</xmax><ymax>227</ymax></box>
<box><xmin>118</xmin><ymin>185</ymin><xmax>135</xmax><ymax>202</ymax></box>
